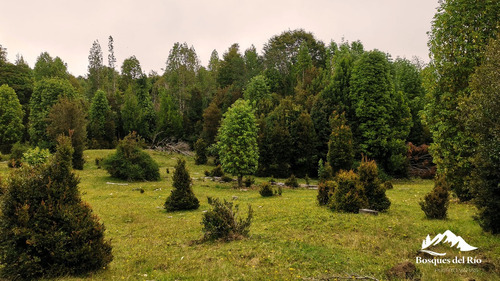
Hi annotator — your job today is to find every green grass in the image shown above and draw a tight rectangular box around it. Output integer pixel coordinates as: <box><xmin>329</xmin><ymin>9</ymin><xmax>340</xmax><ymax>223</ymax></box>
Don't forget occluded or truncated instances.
<box><xmin>0</xmin><ymin>150</ymin><xmax>499</xmax><ymax>281</ymax></box>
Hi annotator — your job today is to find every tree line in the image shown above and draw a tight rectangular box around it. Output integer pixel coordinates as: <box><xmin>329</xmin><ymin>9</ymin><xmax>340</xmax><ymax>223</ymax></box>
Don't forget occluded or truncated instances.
<box><xmin>0</xmin><ymin>30</ymin><xmax>428</xmax><ymax>177</ymax></box>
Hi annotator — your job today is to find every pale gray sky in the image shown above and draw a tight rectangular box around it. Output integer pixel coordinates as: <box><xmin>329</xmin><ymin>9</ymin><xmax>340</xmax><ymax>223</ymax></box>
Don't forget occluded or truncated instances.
<box><xmin>1</xmin><ymin>0</ymin><xmax>439</xmax><ymax>77</ymax></box>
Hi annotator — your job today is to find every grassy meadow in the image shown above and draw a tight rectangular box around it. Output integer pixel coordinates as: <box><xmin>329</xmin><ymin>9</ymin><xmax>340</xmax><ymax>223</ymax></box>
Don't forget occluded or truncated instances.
<box><xmin>0</xmin><ymin>149</ymin><xmax>499</xmax><ymax>281</ymax></box>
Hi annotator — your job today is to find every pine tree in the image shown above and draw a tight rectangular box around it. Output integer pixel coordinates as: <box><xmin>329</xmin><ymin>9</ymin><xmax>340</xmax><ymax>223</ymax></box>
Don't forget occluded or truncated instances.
<box><xmin>88</xmin><ymin>90</ymin><xmax>115</xmax><ymax>148</ymax></box>
<box><xmin>164</xmin><ymin>159</ymin><xmax>200</xmax><ymax>211</ymax></box>
<box><xmin>327</xmin><ymin>112</ymin><xmax>354</xmax><ymax>174</ymax></box>
<box><xmin>47</xmin><ymin>98</ymin><xmax>87</xmax><ymax>169</ymax></box>
<box><xmin>0</xmin><ymin>136</ymin><xmax>113</xmax><ymax>280</ymax></box>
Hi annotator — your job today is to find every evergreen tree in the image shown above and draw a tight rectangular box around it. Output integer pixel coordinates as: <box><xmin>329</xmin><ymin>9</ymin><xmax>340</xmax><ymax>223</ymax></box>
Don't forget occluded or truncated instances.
<box><xmin>201</xmin><ymin>100</ymin><xmax>222</xmax><ymax>145</ymax></box>
<box><xmin>87</xmin><ymin>40</ymin><xmax>104</xmax><ymax>98</ymax></box>
<box><xmin>0</xmin><ymin>85</ymin><xmax>24</xmax><ymax>154</ymax></box>
<box><xmin>33</xmin><ymin>52</ymin><xmax>68</xmax><ymax>81</ymax></box>
<box><xmin>47</xmin><ymin>98</ymin><xmax>87</xmax><ymax>169</ymax></box>
<box><xmin>217</xmin><ymin>99</ymin><xmax>259</xmax><ymax>188</ymax></box>
<box><xmin>156</xmin><ymin>90</ymin><xmax>183</xmax><ymax>141</ymax></box>
<box><xmin>0</xmin><ymin>136</ymin><xmax>113</xmax><ymax>280</ymax></box>
<box><xmin>465</xmin><ymin>38</ymin><xmax>500</xmax><ymax>233</ymax></box>
<box><xmin>194</xmin><ymin>138</ymin><xmax>208</xmax><ymax>165</ymax></box>
<box><xmin>88</xmin><ymin>90</ymin><xmax>115</xmax><ymax>148</ymax></box>
<box><xmin>164</xmin><ymin>159</ymin><xmax>200</xmax><ymax>211</ymax></box>
<box><xmin>108</xmin><ymin>36</ymin><xmax>117</xmax><ymax>94</ymax></box>
<box><xmin>217</xmin><ymin>43</ymin><xmax>246</xmax><ymax>91</ymax></box>
<box><xmin>327</xmin><ymin>112</ymin><xmax>354</xmax><ymax>174</ymax></box>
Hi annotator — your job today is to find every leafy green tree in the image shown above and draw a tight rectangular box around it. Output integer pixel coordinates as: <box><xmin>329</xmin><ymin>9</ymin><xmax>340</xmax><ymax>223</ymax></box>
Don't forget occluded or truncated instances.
<box><xmin>164</xmin><ymin>158</ymin><xmax>199</xmax><ymax>211</ymax></box>
<box><xmin>33</xmin><ymin>52</ymin><xmax>68</xmax><ymax>81</ymax></box>
<box><xmin>422</xmin><ymin>0</ymin><xmax>500</xmax><ymax>201</ymax></box>
<box><xmin>47</xmin><ymin>98</ymin><xmax>87</xmax><ymax>169</ymax></box>
<box><xmin>464</xmin><ymin>38</ymin><xmax>500</xmax><ymax>233</ymax></box>
<box><xmin>0</xmin><ymin>85</ymin><xmax>24</xmax><ymax>153</ymax></box>
<box><xmin>327</xmin><ymin>112</ymin><xmax>354</xmax><ymax>174</ymax></box>
<box><xmin>0</xmin><ymin>44</ymin><xmax>6</xmax><ymax>62</ymax></box>
<box><xmin>393</xmin><ymin>58</ymin><xmax>429</xmax><ymax>145</ymax></box>
<box><xmin>217</xmin><ymin>99</ymin><xmax>259</xmax><ymax>187</ymax></box>
<box><xmin>29</xmin><ymin>78</ymin><xmax>77</xmax><ymax>149</ymax></box>
<box><xmin>263</xmin><ymin>29</ymin><xmax>326</xmax><ymax>95</ymax></box>
<box><xmin>0</xmin><ymin>56</ymin><xmax>34</xmax><ymax>106</ymax></box>
<box><xmin>164</xmin><ymin>42</ymin><xmax>200</xmax><ymax>114</ymax></box>
<box><xmin>120</xmin><ymin>56</ymin><xmax>143</xmax><ymax>91</ymax></box>
<box><xmin>244</xmin><ymin>45</ymin><xmax>263</xmax><ymax>80</ymax></box>
<box><xmin>88</xmin><ymin>90</ymin><xmax>115</xmax><ymax>148</ymax></box>
<box><xmin>0</xmin><ymin>136</ymin><xmax>113</xmax><ymax>280</ymax></box>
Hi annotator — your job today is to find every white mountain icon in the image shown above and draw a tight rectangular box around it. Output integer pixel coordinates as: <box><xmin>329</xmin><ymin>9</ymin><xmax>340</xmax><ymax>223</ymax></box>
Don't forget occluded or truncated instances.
<box><xmin>419</xmin><ymin>230</ymin><xmax>477</xmax><ymax>256</ymax></box>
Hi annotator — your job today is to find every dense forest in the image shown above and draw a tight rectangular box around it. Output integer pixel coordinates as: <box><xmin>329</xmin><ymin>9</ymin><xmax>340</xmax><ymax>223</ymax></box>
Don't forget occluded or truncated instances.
<box><xmin>0</xmin><ymin>29</ymin><xmax>429</xmax><ymax>178</ymax></box>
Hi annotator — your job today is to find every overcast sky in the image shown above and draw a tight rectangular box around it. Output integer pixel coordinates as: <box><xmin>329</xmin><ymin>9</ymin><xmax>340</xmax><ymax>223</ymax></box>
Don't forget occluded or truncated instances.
<box><xmin>1</xmin><ymin>0</ymin><xmax>439</xmax><ymax>77</ymax></box>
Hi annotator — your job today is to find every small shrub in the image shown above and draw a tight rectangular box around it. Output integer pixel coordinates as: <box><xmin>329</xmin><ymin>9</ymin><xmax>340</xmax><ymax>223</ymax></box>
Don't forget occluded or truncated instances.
<box><xmin>22</xmin><ymin>147</ymin><xmax>51</xmax><ymax>166</ymax></box>
<box><xmin>209</xmin><ymin>165</ymin><xmax>224</xmax><ymax>177</ymax></box>
<box><xmin>384</xmin><ymin>181</ymin><xmax>394</xmax><ymax>190</ymax></box>
<box><xmin>164</xmin><ymin>159</ymin><xmax>199</xmax><ymax>211</ymax></box>
<box><xmin>420</xmin><ymin>176</ymin><xmax>450</xmax><ymax>219</ymax></box>
<box><xmin>269</xmin><ymin>177</ymin><xmax>276</xmax><ymax>184</ymax></box>
<box><xmin>259</xmin><ymin>182</ymin><xmax>274</xmax><ymax>197</ymax></box>
<box><xmin>305</xmin><ymin>174</ymin><xmax>310</xmax><ymax>186</ymax></box>
<box><xmin>201</xmin><ymin>197</ymin><xmax>253</xmax><ymax>241</ymax></box>
<box><xmin>317</xmin><ymin>180</ymin><xmax>337</xmax><ymax>206</ymax></box>
<box><xmin>103</xmin><ymin>132</ymin><xmax>160</xmax><ymax>181</ymax></box>
<box><xmin>194</xmin><ymin>138</ymin><xmax>208</xmax><ymax>165</ymax></box>
<box><xmin>330</xmin><ymin>170</ymin><xmax>368</xmax><ymax>213</ymax></box>
<box><xmin>95</xmin><ymin>157</ymin><xmax>103</xmax><ymax>169</ymax></box>
<box><xmin>285</xmin><ymin>174</ymin><xmax>299</xmax><ymax>188</ymax></box>
<box><xmin>7</xmin><ymin>142</ymin><xmax>28</xmax><ymax>168</ymax></box>
<box><xmin>166</xmin><ymin>168</ymin><xmax>170</xmax><ymax>174</ymax></box>
<box><xmin>244</xmin><ymin>176</ymin><xmax>255</xmax><ymax>188</ymax></box>
<box><xmin>358</xmin><ymin>157</ymin><xmax>391</xmax><ymax>212</ymax></box>
<box><xmin>275</xmin><ymin>186</ymin><xmax>283</xmax><ymax>196</ymax></box>
<box><xmin>221</xmin><ymin>175</ymin><xmax>233</xmax><ymax>183</ymax></box>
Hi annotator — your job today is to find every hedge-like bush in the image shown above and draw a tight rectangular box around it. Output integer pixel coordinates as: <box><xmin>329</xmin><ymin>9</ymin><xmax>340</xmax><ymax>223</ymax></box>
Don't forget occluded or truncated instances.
<box><xmin>358</xmin><ymin>158</ymin><xmax>391</xmax><ymax>212</ymax></box>
<box><xmin>330</xmin><ymin>170</ymin><xmax>368</xmax><ymax>213</ymax></box>
<box><xmin>317</xmin><ymin>180</ymin><xmax>337</xmax><ymax>206</ymax></box>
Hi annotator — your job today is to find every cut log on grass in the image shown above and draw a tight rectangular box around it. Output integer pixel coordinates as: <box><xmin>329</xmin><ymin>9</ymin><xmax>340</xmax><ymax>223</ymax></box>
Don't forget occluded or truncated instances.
<box><xmin>359</xmin><ymin>209</ymin><xmax>379</xmax><ymax>215</ymax></box>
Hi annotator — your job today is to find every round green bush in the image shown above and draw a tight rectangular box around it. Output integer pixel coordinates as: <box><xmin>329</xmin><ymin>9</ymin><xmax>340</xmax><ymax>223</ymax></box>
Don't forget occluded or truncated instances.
<box><xmin>103</xmin><ymin>133</ymin><xmax>160</xmax><ymax>181</ymax></box>
<box><xmin>259</xmin><ymin>182</ymin><xmax>274</xmax><ymax>197</ymax></box>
